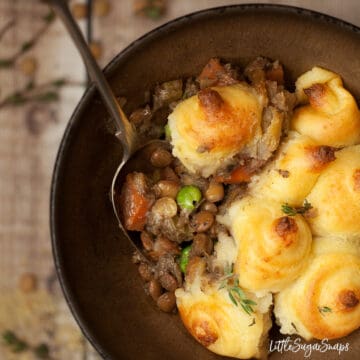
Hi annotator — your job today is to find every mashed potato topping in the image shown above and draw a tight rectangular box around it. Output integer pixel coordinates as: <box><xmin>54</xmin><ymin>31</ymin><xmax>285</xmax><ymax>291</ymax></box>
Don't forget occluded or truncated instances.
<box><xmin>274</xmin><ymin>237</ymin><xmax>360</xmax><ymax>340</ymax></box>
<box><xmin>168</xmin><ymin>84</ymin><xmax>265</xmax><ymax>177</ymax></box>
<box><xmin>174</xmin><ymin>65</ymin><xmax>360</xmax><ymax>357</ymax></box>
<box><xmin>175</xmin><ymin>257</ymin><xmax>272</xmax><ymax>359</ymax></box>
<box><xmin>219</xmin><ymin>196</ymin><xmax>312</xmax><ymax>294</ymax></box>
<box><xmin>123</xmin><ymin>58</ymin><xmax>360</xmax><ymax>360</ymax></box>
<box><xmin>292</xmin><ymin>67</ymin><xmax>360</xmax><ymax>146</ymax></box>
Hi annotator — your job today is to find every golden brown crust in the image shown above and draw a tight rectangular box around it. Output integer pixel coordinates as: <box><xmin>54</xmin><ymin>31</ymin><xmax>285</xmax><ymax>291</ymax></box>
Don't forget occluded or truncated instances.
<box><xmin>179</xmin><ymin>303</ymin><xmax>219</xmax><ymax>347</ymax></box>
<box><xmin>227</xmin><ymin>197</ymin><xmax>312</xmax><ymax>292</ymax></box>
<box><xmin>274</xmin><ymin>216</ymin><xmax>298</xmax><ymax>247</ymax></box>
<box><xmin>337</xmin><ymin>290</ymin><xmax>359</xmax><ymax>310</ymax></box>
<box><xmin>274</xmin><ymin>237</ymin><xmax>360</xmax><ymax>341</ymax></box>
<box><xmin>307</xmin><ymin>145</ymin><xmax>360</xmax><ymax>239</ymax></box>
<box><xmin>295</xmin><ymin>254</ymin><xmax>360</xmax><ymax>339</ymax></box>
<box><xmin>306</xmin><ymin>145</ymin><xmax>337</xmax><ymax>172</ymax></box>
<box><xmin>198</xmin><ymin>88</ymin><xmax>224</xmax><ymax>113</ymax></box>
<box><xmin>353</xmin><ymin>169</ymin><xmax>360</xmax><ymax>191</ymax></box>
<box><xmin>168</xmin><ymin>83</ymin><xmax>264</xmax><ymax>177</ymax></box>
<box><xmin>191</xmin><ymin>86</ymin><xmax>260</xmax><ymax>152</ymax></box>
<box><xmin>292</xmin><ymin>68</ymin><xmax>360</xmax><ymax>147</ymax></box>
<box><xmin>176</xmin><ymin>283</ymin><xmax>272</xmax><ymax>359</ymax></box>
<box><xmin>250</xmin><ymin>132</ymin><xmax>333</xmax><ymax>206</ymax></box>
<box><xmin>303</xmin><ymin>83</ymin><xmax>326</xmax><ymax>108</ymax></box>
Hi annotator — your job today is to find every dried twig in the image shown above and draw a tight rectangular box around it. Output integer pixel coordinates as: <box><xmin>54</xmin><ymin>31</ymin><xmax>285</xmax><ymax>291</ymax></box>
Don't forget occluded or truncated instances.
<box><xmin>0</xmin><ymin>78</ymin><xmax>84</xmax><ymax>109</ymax></box>
<box><xmin>0</xmin><ymin>19</ymin><xmax>16</xmax><ymax>41</ymax></box>
<box><xmin>0</xmin><ymin>10</ymin><xmax>55</xmax><ymax>69</ymax></box>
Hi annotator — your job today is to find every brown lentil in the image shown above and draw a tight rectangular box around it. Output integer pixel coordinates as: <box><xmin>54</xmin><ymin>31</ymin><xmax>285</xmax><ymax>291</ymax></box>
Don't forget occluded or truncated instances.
<box><xmin>190</xmin><ymin>211</ymin><xmax>214</xmax><ymax>232</ymax></box>
<box><xmin>140</xmin><ymin>231</ymin><xmax>154</xmax><ymax>251</ymax></box>
<box><xmin>153</xmin><ymin>180</ymin><xmax>180</xmax><ymax>199</ymax></box>
<box><xmin>152</xmin><ymin>235</ymin><xmax>181</xmax><ymax>257</ymax></box>
<box><xmin>201</xmin><ymin>201</ymin><xmax>218</xmax><ymax>214</ymax></box>
<box><xmin>160</xmin><ymin>167</ymin><xmax>180</xmax><ymax>182</ymax></box>
<box><xmin>191</xmin><ymin>233</ymin><xmax>214</xmax><ymax>257</ymax></box>
<box><xmin>150</xmin><ymin>148</ymin><xmax>173</xmax><ymax>168</ymax></box>
<box><xmin>157</xmin><ymin>292</ymin><xmax>176</xmax><ymax>312</ymax></box>
<box><xmin>152</xmin><ymin>197</ymin><xmax>178</xmax><ymax>218</ymax></box>
<box><xmin>148</xmin><ymin>279</ymin><xmax>163</xmax><ymax>301</ymax></box>
<box><xmin>138</xmin><ymin>263</ymin><xmax>153</xmax><ymax>282</ymax></box>
<box><xmin>205</xmin><ymin>181</ymin><xmax>224</xmax><ymax>202</ymax></box>
<box><xmin>159</xmin><ymin>273</ymin><xmax>178</xmax><ymax>292</ymax></box>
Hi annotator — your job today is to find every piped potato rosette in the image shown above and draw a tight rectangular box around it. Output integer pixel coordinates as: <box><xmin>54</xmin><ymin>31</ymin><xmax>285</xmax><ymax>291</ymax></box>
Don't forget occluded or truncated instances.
<box><xmin>306</xmin><ymin>145</ymin><xmax>360</xmax><ymax>240</ymax></box>
<box><xmin>120</xmin><ymin>58</ymin><xmax>360</xmax><ymax>360</ymax></box>
<box><xmin>292</xmin><ymin>66</ymin><xmax>360</xmax><ymax>147</ymax></box>
<box><xmin>168</xmin><ymin>84</ymin><xmax>265</xmax><ymax>177</ymax></box>
<box><xmin>274</xmin><ymin>237</ymin><xmax>360</xmax><ymax>340</ymax></box>
<box><xmin>220</xmin><ymin>197</ymin><xmax>312</xmax><ymax>293</ymax></box>
<box><xmin>250</xmin><ymin>131</ymin><xmax>337</xmax><ymax>206</ymax></box>
<box><xmin>175</xmin><ymin>258</ymin><xmax>272</xmax><ymax>359</ymax></box>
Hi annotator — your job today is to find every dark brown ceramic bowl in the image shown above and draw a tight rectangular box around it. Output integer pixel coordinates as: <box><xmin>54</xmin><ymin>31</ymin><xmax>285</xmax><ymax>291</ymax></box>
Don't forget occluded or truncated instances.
<box><xmin>51</xmin><ymin>4</ymin><xmax>360</xmax><ymax>360</ymax></box>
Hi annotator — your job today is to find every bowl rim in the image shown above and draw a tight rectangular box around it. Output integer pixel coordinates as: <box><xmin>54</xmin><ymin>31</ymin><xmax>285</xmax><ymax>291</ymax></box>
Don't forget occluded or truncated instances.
<box><xmin>50</xmin><ymin>3</ymin><xmax>360</xmax><ymax>359</ymax></box>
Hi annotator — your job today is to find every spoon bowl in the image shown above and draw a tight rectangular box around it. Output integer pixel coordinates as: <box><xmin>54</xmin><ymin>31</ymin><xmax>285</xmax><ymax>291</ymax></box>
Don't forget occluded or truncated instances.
<box><xmin>110</xmin><ymin>139</ymin><xmax>171</xmax><ymax>262</ymax></box>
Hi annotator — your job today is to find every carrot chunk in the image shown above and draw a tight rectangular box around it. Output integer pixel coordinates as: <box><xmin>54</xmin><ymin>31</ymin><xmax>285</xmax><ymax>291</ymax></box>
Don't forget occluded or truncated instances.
<box><xmin>120</xmin><ymin>172</ymin><xmax>154</xmax><ymax>231</ymax></box>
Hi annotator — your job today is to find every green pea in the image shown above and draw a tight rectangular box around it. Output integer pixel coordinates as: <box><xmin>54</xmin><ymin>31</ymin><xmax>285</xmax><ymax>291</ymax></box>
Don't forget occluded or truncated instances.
<box><xmin>176</xmin><ymin>185</ymin><xmax>202</xmax><ymax>210</ymax></box>
<box><xmin>180</xmin><ymin>245</ymin><xmax>192</xmax><ymax>273</ymax></box>
<box><xmin>164</xmin><ymin>123</ymin><xmax>171</xmax><ymax>140</ymax></box>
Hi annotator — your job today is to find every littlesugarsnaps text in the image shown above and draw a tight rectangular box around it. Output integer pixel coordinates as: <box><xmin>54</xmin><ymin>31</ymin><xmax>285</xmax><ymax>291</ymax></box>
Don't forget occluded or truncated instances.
<box><xmin>269</xmin><ymin>337</ymin><xmax>349</xmax><ymax>357</ymax></box>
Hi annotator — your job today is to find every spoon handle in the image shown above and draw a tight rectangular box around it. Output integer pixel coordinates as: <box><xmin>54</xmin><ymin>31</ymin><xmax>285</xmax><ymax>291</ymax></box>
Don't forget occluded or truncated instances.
<box><xmin>48</xmin><ymin>0</ymin><xmax>136</xmax><ymax>160</ymax></box>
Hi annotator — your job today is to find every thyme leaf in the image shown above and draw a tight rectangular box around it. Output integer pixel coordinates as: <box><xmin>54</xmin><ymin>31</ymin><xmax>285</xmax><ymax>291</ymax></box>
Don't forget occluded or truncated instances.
<box><xmin>0</xmin><ymin>59</ymin><xmax>14</xmax><ymax>68</ymax></box>
<box><xmin>318</xmin><ymin>306</ymin><xmax>332</xmax><ymax>315</ymax></box>
<box><xmin>2</xmin><ymin>330</ymin><xmax>50</xmax><ymax>358</ymax></box>
<box><xmin>281</xmin><ymin>199</ymin><xmax>313</xmax><ymax>216</ymax></box>
<box><xmin>218</xmin><ymin>265</ymin><xmax>257</xmax><ymax>315</ymax></box>
<box><xmin>2</xmin><ymin>330</ymin><xmax>29</xmax><ymax>353</ymax></box>
<box><xmin>33</xmin><ymin>343</ymin><xmax>50</xmax><ymax>359</ymax></box>
<box><xmin>43</xmin><ymin>10</ymin><xmax>55</xmax><ymax>23</ymax></box>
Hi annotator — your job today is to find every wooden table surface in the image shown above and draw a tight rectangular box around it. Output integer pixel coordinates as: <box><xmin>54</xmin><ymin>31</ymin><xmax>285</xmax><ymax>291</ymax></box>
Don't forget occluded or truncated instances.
<box><xmin>0</xmin><ymin>0</ymin><xmax>359</xmax><ymax>359</ymax></box>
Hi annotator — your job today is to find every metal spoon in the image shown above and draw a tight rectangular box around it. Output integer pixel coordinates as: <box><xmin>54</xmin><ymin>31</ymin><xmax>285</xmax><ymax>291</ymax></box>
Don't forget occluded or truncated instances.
<box><xmin>49</xmin><ymin>0</ymin><xmax>167</xmax><ymax>262</ymax></box>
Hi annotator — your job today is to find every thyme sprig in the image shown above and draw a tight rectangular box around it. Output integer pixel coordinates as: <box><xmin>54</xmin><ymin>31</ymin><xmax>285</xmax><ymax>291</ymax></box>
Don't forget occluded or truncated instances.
<box><xmin>134</xmin><ymin>0</ymin><xmax>167</xmax><ymax>20</ymax></box>
<box><xmin>0</xmin><ymin>78</ymin><xmax>83</xmax><ymax>108</ymax></box>
<box><xmin>281</xmin><ymin>199</ymin><xmax>313</xmax><ymax>216</ymax></box>
<box><xmin>2</xmin><ymin>330</ymin><xmax>50</xmax><ymax>358</ymax></box>
<box><xmin>2</xmin><ymin>330</ymin><xmax>28</xmax><ymax>353</ymax></box>
<box><xmin>0</xmin><ymin>19</ymin><xmax>16</xmax><ymax>42</ymax></box>
<box><xmin>218</xmin><ymin>263</ymin><xmax>257</xmax><ymax>315</ymax></box>
<box><xmin>0</xmin><ymin>10</ymin><xmax>55</xmax><ymax>69</ymax></box>
<box><xmin>318</xmin><ymin>306</ymin><xmax>332</xmax><ymax>315</ymax></box>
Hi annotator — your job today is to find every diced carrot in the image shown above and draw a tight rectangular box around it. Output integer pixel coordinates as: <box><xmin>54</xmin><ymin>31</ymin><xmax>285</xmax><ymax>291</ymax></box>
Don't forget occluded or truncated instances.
<box><xmin>198</xmin><ymin>58</ymin><xmax>239</xmax><ymax>87</ymax></box>
<box><xmin>120</xmin><ymin>173</ymin><xmax>154</xmax><ymax>231</ymax></box>
<box><xmin>266</xmin><ymin>64</ymin><xmax>284</xmax><ymax>84</ymax></box>
<box><xmin>215</xmin><ymin>166</ymin><xmax>253</xmax><ymax>184</ymax></box>
<box><xmin>198</xmin><ymin>58</ymin><xmax>225</xmax><ymax>82</ymax></box>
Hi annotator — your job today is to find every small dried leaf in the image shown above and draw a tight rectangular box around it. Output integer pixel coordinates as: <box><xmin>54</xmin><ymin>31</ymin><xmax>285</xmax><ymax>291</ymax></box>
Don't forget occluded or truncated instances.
<box><xmin>52</xmin><ymin>79</ymin><xmax>66</xmax><ymax>87</ymax></box>
<box><xmin>34</xmin><ymin>91</ymin><xmax>59</xmax><ymax>102</ymax></box>
<box><xmin>43</xmin><ymin>10</ymin><xmax>55</xmax><ymax>23</ymax></box>
<box><xmin>33</xmin><ymin>343</ymin><xmax>50</xmax><ymax>359</ymax></box>
<box><xmin>21</xmin><ymin>41</ymin><xmax>34</xmax><ymax>53</ymax></box>
<box><xmin>26</xmin><ymin>81</ymin><xmax>35</xmax><ymax>90</ymax></box>
<box><xmin>5</xmin><ymin>92</ymin><xmax>26</xmax><ymax>105</ymax></box>
<box><xmin>0</xmin><ymin>58</ymin><xmax>14</xmax><ymax>68</ymax></box>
